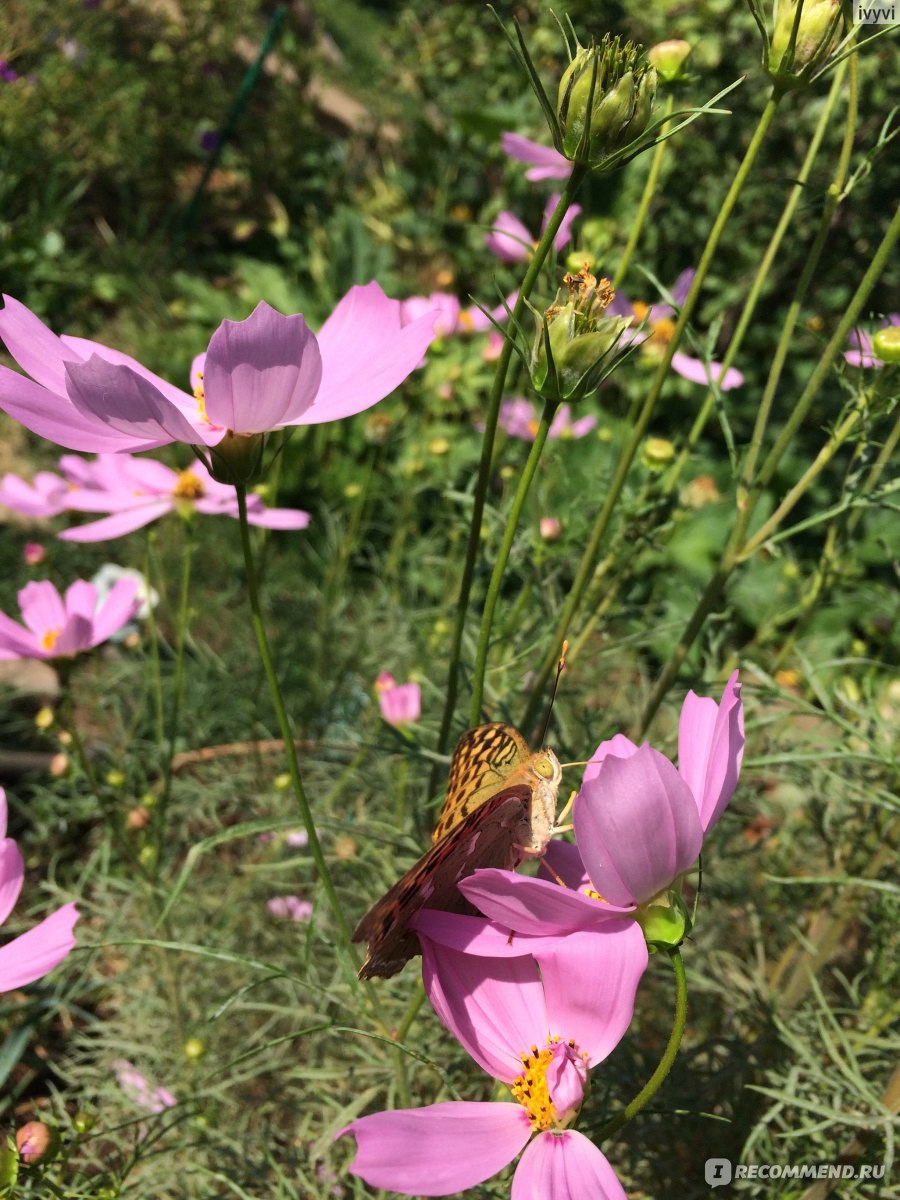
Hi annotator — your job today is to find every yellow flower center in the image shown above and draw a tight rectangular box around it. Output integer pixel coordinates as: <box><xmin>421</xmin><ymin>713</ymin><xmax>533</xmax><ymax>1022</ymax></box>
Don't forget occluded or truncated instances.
<box><xmin>632</xmin><ymin>302</ymin><xmax>675</xmax><ymax>347</ymax></box>
<box><xmin>193</xmin><ymin>372</ymin><xmax>212</xmax><ymax>425</ymax></box>
<box><xmin>458</xmin><ymin>311</ymin><xmax>474</xmax><ymax>332</ymax></box>
<box><xmin>527</xmin><ymin>419</ymin><xmax>540</xmax><ymax>438</ymax></box>
<box><xmin>510</xmin><ymin>1045</ymin><xmax>558</xmax><ymax>1132</ymax></box>
<box><xmin>172</xmin><ymin>470</ymin><xmax>205</xmax><ymax>501</ymax></box>
<box><xmin>41</xmin><ymin>628</ymin><xmax>61</xmax><ymax>652</ymax></box>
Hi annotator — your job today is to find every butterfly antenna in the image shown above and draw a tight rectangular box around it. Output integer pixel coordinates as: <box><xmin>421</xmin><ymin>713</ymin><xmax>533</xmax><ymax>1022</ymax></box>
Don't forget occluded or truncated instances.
<box><xmin>538</xmin><ymin>639</ymin><xmax>568</xmax><ymax>747</ymax></box>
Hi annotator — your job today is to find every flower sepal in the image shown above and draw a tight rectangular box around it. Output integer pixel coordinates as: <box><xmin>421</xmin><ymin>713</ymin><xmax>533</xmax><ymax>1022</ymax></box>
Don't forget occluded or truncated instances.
<box><xmin>207</xmin><ymin>432</ymin><xmax>266</xmax><ymax>486</ymax></box>
<box><xmin>635</xmin><ymin>889</ymin><xmax>692</xmax><ymax>951</ymax></box>
<box><xmin>872</xmin><ymin>326</ymin><xmax>900</xmax><ymax>364</ymax></box>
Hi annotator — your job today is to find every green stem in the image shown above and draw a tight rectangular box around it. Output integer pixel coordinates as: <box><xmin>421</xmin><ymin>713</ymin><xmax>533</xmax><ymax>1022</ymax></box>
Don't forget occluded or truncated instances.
<box><xmin>431</xmin><ymin>165</ymin><xmax>586</xmax><ymax>780</ymax></box>
<box><xmin>469</xmin><ymin>397</ymin><xmax>558</xmax><ymax>726</ymax></box>
<box><xmin>614</xmin><ymin>95</ymin><xmax>674</xmax><ymax>290</ymax></box>
<box><xmin>598</xmin><ymin>947</ymin><xmax>688</xmax><ymax>1139</ymax></box>
<box><xmin>234</xmin><ymin>485</ymin><xmax>363</xmax><ymax>993</ymax></box>
<box><xmin>155</xmin><ymin>521</ymin><xmax>194</xmax><ymax>853</ymax></box>
<box><xmin>142</xmin><ymin>536</ymin><xmax>165</xmax><ymax>746</ymax></box>
<box><xmin>522</xmin><ymin>96</ymin><xmax>782</xmax><ymax>733</ymax></box>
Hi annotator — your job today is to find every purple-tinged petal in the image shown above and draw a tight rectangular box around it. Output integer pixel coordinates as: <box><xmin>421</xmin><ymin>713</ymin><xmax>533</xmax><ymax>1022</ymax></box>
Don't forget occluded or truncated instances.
<box><xmin>59</xmin><ymin>503</ymin><xmax>172</xmax><ymax>542</ymax></box>
<box><xmin>202</xmin><ymin>302</ymin><xmax>322</xmax><ymax>433</ymax></box>
<box><xmin>309</xmin><ymin>282</ymin><xmax>438</xmax><ymax>423</ymax></box>
<box><xmin>542</xmin><ymin>194</ymin><xmax>581</xmax><ymax>252</ymax></box>
<box><xmin>574</xmin><ymin>746</ymin><xmax>704</xmax><ymax>905</ymax></box>
<box><xmin>52</xmin><ymin>580</ymin><xmax>98</xmax><ymax>657</ymax></box>
<box><xmin>501</xmin><ymin>132</ymin><xmax>572</xmax><ymax>180</ymax></box>
<box><xmin>0</xmin><ymin>471</ymin><xmax>69</xmax><ymax>518</ymax></box>
<box><xmin>420</xmin><ymin>934</ymin><xmax>547</xmax><ymax>1082</ymax></box>
<box><xmin>535</xmin><ymin>925</ymin><xmax>648</xmax><ymax>1064</ymax></box>
<box><xmin>66</xmin><ymin>358</ymin><xmax>211</xmax><ymax>446</ymax></box>
<box><xmin>0</xmin><ymin>787</ymin><xmax>6</xmax><ymax>840</ymax></box>
<box><xmin>0</xmin><ymin>901</ymin><xmax>79</xmax><ymax>992</ymax></box>
<box><xmin>0</xmin><ymin>840</ymin><xmax>24</xmax><ymax>925</ymax></box>
<box><xmin>542</xmin><ymin>840</ymin><xmax>591</xmax><ymax>889</ymax></box>
<box><xmin>670</xmin><ymin>269</ymin><xmax>696</xmax><ymax>308</ymax></box>
<box><xmin>671</xmin><ymin>351</ymin><xmax>743</xmax><ymax>390</ymax></box>
<box><xmin>339</xmin><ymin>1101</ymin><xmax>531</xmax><ymax>1197</ymax></box>
<box><xmin>486</xmin><ymin>211</ymin><xmax>534</xmax><ymax>263</ymax></box>
<box><xmin>0</xmin><ymin>613</ymin><xmax>39</xmax><ymax>659</ymax></box>
<box><xmin>18</xmin><ymin>581</ymin><xmax>66</xmax><ymax>638</ymax></box>
<box><xmin>460</xmin><ymin>869</ymin><xmax>633</xmax><ymax>935</ymax></box>
<box><xmin>0</xmin><ymin>366</ymin><xmax>155</xmax><ymax>453</ymax></box>
<box><xmin>61</xmin><ymin>335</ymin><xmax>199</xmax><ymax>418</ymax></box>
<box><xmin>582</xmin><ymin>733</ymin><xmax>639</xmax><ymax>784</ymax></box>
<box><xmin>239</xmin><ymin>505</ymin><xmax>310</xmax><ymax>530</ymax></box>
<box><xmin>414</xmin><ymin>910</ymin><xmax>563</xmax><ymax>957</ymax></box>
<box><xmin>512</xmin><ymin>1130</ymin><xmax>627</xmax><ymax>1200</ymax></box>
<box><xmin>0</xmin><ymin>296</ymin><xmax>85</xmax><ymax>393</ymax></box>
<box><xmin>90</xmin><ymin>577</ymin><xmax>139</xmax><ymax>645</ymax></box>
<box><xmin>678</xmin><ymin>670</ymin><xmax>744</xmax><ymax>833</ymax></box>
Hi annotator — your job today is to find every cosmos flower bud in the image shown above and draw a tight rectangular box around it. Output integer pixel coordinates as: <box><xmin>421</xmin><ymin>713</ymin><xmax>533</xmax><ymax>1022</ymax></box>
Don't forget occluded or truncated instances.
<box><xmin>530</xmin><ymin>266</ymin><xmax>633</xmax><ymax>403</ymax></box>
<box><xmin>207</xmin><ymin>431</ymin><xmax>266</xmax><ymax>486</ymax></box>
<box><xmin>872</xmin><ymin>325</ymin><xmax>900</xmax><ymax>364</ymax></box>
<box><xmin>16</xmin><ymin>1122</ymin><xmax>55</xmax><ymax>1165</ymax></box>
<box><xmin>647</xmin><ymin>39</ymin><xmax>692</xmax><ymax>83</ymax></box>
<box><xmin>642</xmin><ymin>436</ymin><xmax>676</xmax><ymax>470</ymax></box>
<box><xmin>767</xmin><ymin>0</ymin><xmax>843</xmax><ymax>87</ymax></box>
<box><xmin>636</xmin><ymin>890</ymin><xmax>692</xmax><ymax>950</ymax></box>
<box><xmin>557</xmin><ymin>34</ymin><xmax>657</xmax><ymax>167</ymax></box>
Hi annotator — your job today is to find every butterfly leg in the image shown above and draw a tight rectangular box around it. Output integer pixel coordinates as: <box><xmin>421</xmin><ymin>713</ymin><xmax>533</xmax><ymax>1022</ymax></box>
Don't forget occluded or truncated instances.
<box><xmin>554</xmin><ymin>788</ymin><xmax>577</xmax><ymax>830</ymax></box>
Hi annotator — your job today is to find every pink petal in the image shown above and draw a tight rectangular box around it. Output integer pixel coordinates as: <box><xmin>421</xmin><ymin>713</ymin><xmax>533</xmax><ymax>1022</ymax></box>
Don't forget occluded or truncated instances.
<box><xmin>678</xmin><ymin>670</ymin><xmax>744</xmax><ymax>833</ymax></box>
<box><xmin>61</xmin><ymin>335</ymin><xmax>200</xmax><ymax>418</ymax></box>
<box><xmin>0</xmin><ymin>366</ymin><xmax>150</xmax><ymax>453</ymax></box>
<box><xmin>0</xmin><ymin>296</ymin><xmax>84</xmax><ymax>393</ymax></box>
<box><xmin>0</xmin><ymin>840</ymin><xmax>24</xmax><ymax>925</ymax></box>
<box><xmin>501</xmin><ymin>133</ymin><xmax>571</xmax><ymax>181</ymax></box>
<box><xmin>535</xmin><ymin>925</ymin><xmax>648</xmax><ymax>1064</ymax></box>
<box><xmin>420</xmin><ymin>934</ymin><xmax>547</xmax><ymax>1082</ymax></box>
<box><xmin>459</xmin><ymin>869</ymin><xmax>633</xmax><ymax>935</ymax></box>
<box><xmin>512</xmin><ymin>1130</ymin><xmax>627</xmax><ymax>1200</ymax></box>
<box><xmin>0</xmin><ymin>901</ymin><xmax>79</xmax><ymax>992</ymax></box>
<box><xmin>0</xmin><ymin>613</ymin><xmax>39</xmax><ymax>659</ymax></box>
<box><xmin>485</xmin><ymin>212</ymin><xmax>534</xmax><ymax>263</ymax></box>
<box><xmin>542</xmin><ymin>841</ymin><xmax>591</xmax><ymax>889</ymax></box>
<box><xmin>0</xmin><ymin>788</ymin><xmax>6</xmax><ymax>840</ymax></box>
<box><xmin>59</xmin><ymin>502</ymin><xmax>173</xmax><ymax>542</ymax></box>
<box><xmin>18</xmin><ymin>581</ymin><xmax>66</xmax><ymax>637</ymax></box>
<box><xmin>202</xmin><ymin>302</ymin><xmax>322</xmax><ymax>433</ymax></box>
<box><xmin>414</xmin><ymin>910</ymin><xmax>567</xmax><ymax>957</ymax></box>
<box><xmin>242</xmin><ymin>505</ymin><xmax>310</xmax><ymax>530</ymax></box>
<box><xmin>574</xmin><ymin>746</ymin><xmax>704</xmax><ymax>906</ymax></box>
<box><xmin>339</xmin><ymin>1101</ymin><xmax>531</xmax><ymax>1197</ymax></box>
<box><xmin>542</xmin><ymin>194</ymin><xmax>582</xmax><ymax>252</ymax></box>
<box><xmin>0</xmin><ymin>471</ymin><xmax>69</xmax><ymax>518</ymax></box>
<box><xmin>308</xmin><ymin>283</ymin><xmax>438</xmax><ymax>423</ymax></box>
<box><xmin>671</xmin><ymin>351</ymin><xmax>743</xmax><ymax>391</ymax></box>
<box><xmin>670</xmin><ymin>269</ymin><xmax>696</xmax><ymax>307</ymax></box>
<box><xmin>90</xmin><ymin>577</ymin><xmax>140</xmax><ymax>645</ymax></box>
<box><xmin>582</xmin><ymin>733</ymin><xmax>639</xmax><ymax>784</ymax></box>
<box><xmin>66</xmin><ymin>357</ymin><xmax>211</xmax><ymax>446</ymax></box>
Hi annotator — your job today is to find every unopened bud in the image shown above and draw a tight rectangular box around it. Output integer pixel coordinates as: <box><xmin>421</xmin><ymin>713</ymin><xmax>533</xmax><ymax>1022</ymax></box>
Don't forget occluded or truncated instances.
<box><xmin>540</xmin><ymin>517</ymin><xmax>562</xmax><ymax>541</ymax></box>
<box><xmin>208</xmin><ymin>431</ymin><xmax>266</xmax><ymax>486</ymax></box>
<box><xmin>35</xmin><ymin>706</ymin><xmax>54</xmax><ymax>731</ymax></box>
<box><xmin>647</xmin><ymin>39</ymin><xmax>692</xmax><ymax>83</ymax></box>
<box><xmin>557</xmin><ymin>35</ymin><xmax>657</xmax><ymax>167</ymax></box>
<box><xmin>642</xmin><ymin>437</ymin><xmax>676</xmax><ymax>469</ymax></box>
<box><xmin>872</xmin><ymin>325</ymin><xmax>900</xmax><ymax>364</ymax></box>
<box><xmin>769</xmin><ymin>0</ymin><xmax>843</xmax><ymax>86</ymax></box>
<box><xmin>636</xmin><ymin>891</ymin><xmax>692</xmax><ymax>949</ymax></box>
<box><xmin>16</xmin><ymin>1122</ymin><xmax>54</xmax><ymax>1165</ymax></box>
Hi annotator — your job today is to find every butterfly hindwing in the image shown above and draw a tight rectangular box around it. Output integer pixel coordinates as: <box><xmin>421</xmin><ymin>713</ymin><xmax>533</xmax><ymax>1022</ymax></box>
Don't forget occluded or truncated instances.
<box><xmin>353</xmin><ymin>786</ymin><xmax>532</xmax><ymax>980</ymax></box>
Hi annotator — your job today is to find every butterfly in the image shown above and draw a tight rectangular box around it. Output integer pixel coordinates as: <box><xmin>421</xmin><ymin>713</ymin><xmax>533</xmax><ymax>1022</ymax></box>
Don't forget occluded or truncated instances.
<box><xmin>352</xmin><ymin>722</ymin><xmax>562</xmax><ymax>979</ymax></box>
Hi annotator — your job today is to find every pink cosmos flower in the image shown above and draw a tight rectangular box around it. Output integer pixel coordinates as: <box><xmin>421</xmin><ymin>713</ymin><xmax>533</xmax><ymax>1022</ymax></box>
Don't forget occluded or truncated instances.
<box><xmin>0</xmin><ymin>285</ymin><xmax>438</xmax><ymax>452</ymax></box>
<box><xmin>113</xmin><ymin>1060</ymin><xmax>176</xmax><ymax>1114</ymax></box>
<box><xmin>399</xmin><ymin>292</ymin><xmax>515</xmax><ymax>340</ymax></box>
<box><xmin>267</xmin><ymin>895</ymin><xmax>313</xmax><ymax>922</ymax></box>
<box><xmin>485</xmin><ymin>195</ymin><xmax>582</xmax><ymax>265</ymax></box>
<box><xmin>0</xmin><ymin>787</ymin><xmax>79</xmax><ymax>993</ymax></box>
<box><xmin>339</xmin><ymin>919</ymin><xmax>647</xmax><ymax>1198</ymax></box>
<box><xmin>501</xmin><ymin>132</ymin><xmax>572</xmax><ymax>182</ymax></box>
<box><xmin>459</xmin><ymin>672</ymin><xmax>744</xmax><ymax>937</ymax></box>
<box><xmin>0</xmin><ymin>578</ymin><xmax>140</xmax><ymax>660</ymax></box>
<box><xmin>499</xmin><ymin>398</ymin><xmax>597</xmax><ymax>441</ymax></box>
<box><xmin>375</xmin><ymin>672</ymin><xmax>421</xmax><ymax>727</ymax></box>
<box><xmin>0</xmin><ymin>452</ymin><xmax>310</xmax><ymax>542</ymax></box>
<box><xmin>609</xmin><ymin>270</ymin><xmax>744</xmax><ymax>391</ymax></box>
<box><xmin>844</xmin><ymin>314</ymin><xmax>899</xmax><ymax>368</ymax></box>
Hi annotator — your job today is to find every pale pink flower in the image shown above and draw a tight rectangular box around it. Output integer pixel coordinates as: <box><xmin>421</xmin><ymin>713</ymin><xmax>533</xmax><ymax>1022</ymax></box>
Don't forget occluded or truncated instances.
<box><xmin>0</xmin><ymin>787</ymin><xmax>79</xmax><ymax>993</ymax></box>
<box><xmin>0</xmin><ymin>471</ymin><xmax>70</xmax><ymax>518</ymax></box>
<box><xmin>23</xmin><ymin>543</ymin><xmax>46</xmax><ymax>566</ymax></box>
<box><xmin>540</xmin><ymin>517</ymin><xmax>562</xmax><ymax>541</ymax></box>
<box><xmin>399</xmin><ymin>293</ymin><xmax>512</xmax><ymax>339</ymax></box>
<box><xmin>500</xmin><ymin>132</ymin><xmax>572</xmax><ymax>181</ymax></box>
<box><xmin>609</xmin><ymin>270</ymin><xmax>744</xmax><ymax>390</ymax></box>
<box><xmin>1</xmin><ymin>452</ymin><xmax>309</xmax><ymax>542</ymax></box>
<box><xmin>0</xmin><ymin>286</ymin><xmax>438</xmax><ymax>452</ymax></box>
<box><xmin>375</xmin><ymin>672</ymin><xmax>421</xmax><ymax>727</ymax></box>
<box><xmin>0</xmin><ymin>578</ymin><xmax>140</xmax><ymax>660</ymax></box>
<box><xmin>267</xmin><ymin>895</ymin><xmax>313</xmax><ymax>922</ymax></box>
<box><xmin>498</xmin><ymin>398</ymin><xmax>597</xmax><ymax>441</ymax></box>
<box><xmin>113</xmin><ymin>1060</ymin><xmax>176</xmax><ymax>1114</ymax></box>
<box><xmin>485</xmin><ymin>195</ymin><xmax>581</xmax><ymax>264</ymax></box>
<box><xmin>460</xmin><ymin>673</ymin><xmax>744</xmax><ymax>937</ymax></box>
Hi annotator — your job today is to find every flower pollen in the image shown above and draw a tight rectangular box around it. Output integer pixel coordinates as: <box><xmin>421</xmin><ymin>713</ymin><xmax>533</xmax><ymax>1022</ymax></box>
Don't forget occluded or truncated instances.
<box><xmin>172</xmin><ymin>469</ymin><xmax>205</xmax><ymax>501</ymax></box>
<box><xmin>41</xmin><ymin>628</ymin><xmax>61</xmax><ymax>652</ymax></box>
<box><xmin>511</xmin><ymin>1044</ymin><xmax>559</xmax><ymax>1132</ymax></box>
<box><xmin>193</xmin><ymin>371</ymin><xmax>211</xmax><ymax>425</ymax></box>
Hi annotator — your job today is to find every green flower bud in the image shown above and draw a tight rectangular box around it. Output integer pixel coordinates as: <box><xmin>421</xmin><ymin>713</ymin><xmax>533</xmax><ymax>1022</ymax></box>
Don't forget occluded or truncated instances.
<box><xmin>557</xmin><ymin>35</ymin><xmax>657</xmax><ymax>167</ymax></box>
<box><xmin>873</xmin><ymin>325</ymin><xmax>900</xmax><ymax>364</ymax></box>
<box><xmin>642</xmin><ymin>437</ymin><xmax>676</xmax><ymax>470</ymax></box>
<box><xmin>636</xmin><ymin>890</ymin><xmax>692</xmax><ymax>949</ymax></box>
<box><xmin>529</xmin><ymin>267</ymin><xmax>634</xmax><ymax>403</ymax></box>
<box><xmin>0</xmin><ymin>1137</ymin><xmax>19</xmax><ymax>1188</ymax></box>
<box><xmin>768</xmin><ymin>0</ymin><xmax>843</xmax><ymax>87</ymax></box>
<box><xmin>207</xmin><ymin>432</ymin><xmax>266</xmax><ymax>486</ymax></box>
<box><xmin>647</xmin><ymin>39</ymin><xmax>692</xmax><ymax>83</ymax></box>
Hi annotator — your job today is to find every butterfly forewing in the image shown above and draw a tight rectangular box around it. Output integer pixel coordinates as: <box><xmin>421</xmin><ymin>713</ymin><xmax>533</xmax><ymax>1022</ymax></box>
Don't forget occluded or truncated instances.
<box><xmin>353</xmin><ymin>787</ymin><xmax>533</xmax><ymax>980</ymax></box>
<box><xmin>431</xmin><ymin>722</ymin><xmax>530</xmax><ymax>843</ymax></box>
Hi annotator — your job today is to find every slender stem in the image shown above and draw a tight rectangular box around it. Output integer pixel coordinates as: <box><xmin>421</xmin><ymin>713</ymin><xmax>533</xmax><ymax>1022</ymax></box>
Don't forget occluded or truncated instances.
<box><xmin>598</xmin><ymin>947</ymin><xmax>688</xmax><ymax>1139</ymax></box>
<box><xmin>142</xmin><ymin>537</ymin><xmax>165</xmax><ymax>746</ymax></box>
<box><xmin>155</xmin><ymin>521</ymin><xmax>194</xmax><ymax>851</ymax></box>
<box><xmin>521</xmin><ymin>96</ymin><xmax>782</xmax><ymax>733</ymax></box>
<box><xmin>234</xmin><ymin>485</ymin><xmax>363</xmax><ymax>992</ymax></box>
<box><xmin>614</xmin><ymin>95</ymin><xmax>674</xmax><ymax>290</ymax></box>
<box><xmin>431</xmin><ymin>165</ymin><xmax>586</xmax><ymax>781</ymax></box>
<box><xmin>469</xmin><ymin>397</ymin><xmax>558</xmax><ymax>725</ymax></box>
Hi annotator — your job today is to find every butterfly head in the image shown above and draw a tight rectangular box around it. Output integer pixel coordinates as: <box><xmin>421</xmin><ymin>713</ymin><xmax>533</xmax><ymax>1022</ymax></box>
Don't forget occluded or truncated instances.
<box><xmin>530</xmin><ymin>748</ymin><xmax>562</xmax><ymax>786</ymax></box>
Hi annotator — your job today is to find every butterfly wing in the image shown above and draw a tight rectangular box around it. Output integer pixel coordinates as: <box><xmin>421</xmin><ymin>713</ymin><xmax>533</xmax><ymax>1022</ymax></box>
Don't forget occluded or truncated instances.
<box><xmin>431</xmin><ymin>722</ymin><xmax>530</xmax><ymax>843</ymax></box>
<box><xmin>353</xmin><ymin>785</ymin><xmax>532</xmax><ymax>980</ymax></box>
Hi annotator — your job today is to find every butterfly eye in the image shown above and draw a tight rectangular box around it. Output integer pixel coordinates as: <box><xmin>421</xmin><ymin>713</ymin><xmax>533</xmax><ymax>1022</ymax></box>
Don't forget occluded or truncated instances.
<box><xmin>534</xmin><ymin>756</ymin><xmax>555</xmax><ymax>779</ymax></box>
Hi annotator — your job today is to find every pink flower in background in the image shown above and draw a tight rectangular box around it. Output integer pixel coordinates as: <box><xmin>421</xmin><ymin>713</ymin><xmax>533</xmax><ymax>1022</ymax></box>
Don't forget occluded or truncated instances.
<box><xmin>0</xmin><ymin>578</ymin><xmax>140</xmax><ymax>660</ymax></box>
<box><xmin>23</xmin><ymin>543</ymin><xmax>46</xmax><ymax>566</ymax></box>
<box><xmin>0</xmin><ymin>286</ymin><xmax>438</xmax><ymax>452</ymax></box>
<box><xmin>375</xmin><ymin>672</ymin><xmax>421</xmax><ymax>727</ymax></box>
<box><xmin>498</xmin><ymin>398</ymin><xmax>597</xmax><ymax>442</ymax></box>
<box><xmin>459</xmin><ymin>672</ymin><xmax>744</xmax><ymax>937</ymax></box>
<box><xmin>400</xmin><ymin>292</ymin><xmax>512</xmax><ymax>339</ymax></box>
<box><xmin>339</xmin><ymin>923</ymin><xmax>645</xmax><ymax>1198</ymax></box>
<box><xmin>485</xmin><ymin>195</ymin><xmax>581</xmax><ymax>264</ymax></box>
<box><xmin>0</xmin><ymin>471</ymin><xmax>70</xmax><ymax>518</ymax></box>
<box><xmin>609</xmin><ymin>270</ymin><xmax>744</xmax><ymax>390</ymax></box>
<box><xmin>113</xmin><ymin>1060</ymin><xmax>176</xmax><ymax>1114</ymax></box>
<box><xmin>0</xmin><ymin>787</ymin><xmax>79</xmax><ymax>993</ymax></box>
<box><xmin>844</xmin><ymin>314</ymin><xmax>899</xmax><ymax>368</ymax></box>
<box><xmin>267</xmin><ymin>895</ymin><xmax>313</xmax><ymax>922</ymax></box>
<box><xmin>0</xmin><ymin>453</ymin><xmax>310</xmax><ymax>542</ymax></box>
<box><xmin>500</xmin><ymin>132</ymin><xmax>572</xmax><ymax>181</ymax></box>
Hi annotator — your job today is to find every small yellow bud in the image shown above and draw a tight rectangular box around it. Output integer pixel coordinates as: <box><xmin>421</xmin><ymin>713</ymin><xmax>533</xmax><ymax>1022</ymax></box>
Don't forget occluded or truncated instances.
<box><xmin>642</xmin><ymin>437</ymin><xmax>676</xmax><ymax>469</ymax></box>
<box><xmin>106</xmin><ymin>769</ymin><xmax>126</xmax><ymax>788</ymax></box>
<box><xmin>183</xmin><ymin>1038</ymin><xmax>205</xmax><ymax>1061</ymax></box>
<box><xmin>428</xmin><ymin>437</ymin><xmax>450</xmax><ymax>456</ymax></box>
<box><xmin>35</xmin><ymin>706</ymin><xmax>55</xmax><ymax>731</ymax></box>
<box><xmin>274</xmin><ymin>772</ymin><xmax>291</xmax><ymax>792</ymax></box>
